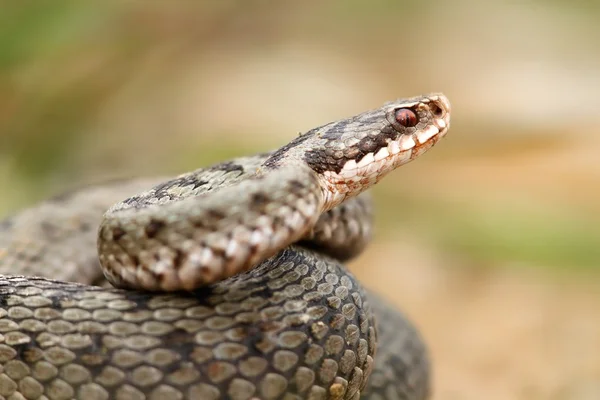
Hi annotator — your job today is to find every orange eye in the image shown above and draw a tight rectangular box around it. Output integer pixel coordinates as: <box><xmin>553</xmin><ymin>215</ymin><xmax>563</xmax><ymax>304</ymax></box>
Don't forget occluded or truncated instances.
<box><xmin>394</xmin><ymin>108</ymin><xmax>418</xmax><ymax>127</ymax></box>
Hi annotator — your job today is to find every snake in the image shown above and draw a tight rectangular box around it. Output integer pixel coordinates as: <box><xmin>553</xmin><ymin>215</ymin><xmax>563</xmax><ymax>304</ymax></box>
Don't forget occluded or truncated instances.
<box><xmin>0</xmin><ymin>93</ymin><xmax>450</xmax><ymax>400</ymax></box>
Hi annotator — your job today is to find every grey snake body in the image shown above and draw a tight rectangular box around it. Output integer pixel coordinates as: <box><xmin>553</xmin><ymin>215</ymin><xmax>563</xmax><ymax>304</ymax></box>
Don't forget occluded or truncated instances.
<box><xmin>0</xmin><ymin>94</ymin><xmax>450</xmax><ymax>400</ymax></box>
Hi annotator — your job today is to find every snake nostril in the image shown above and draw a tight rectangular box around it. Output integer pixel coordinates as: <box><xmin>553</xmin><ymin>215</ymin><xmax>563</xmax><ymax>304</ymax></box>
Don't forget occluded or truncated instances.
<box><xmin>430</xmin><ymin>102</ymin><xmax>444</xmax><ymax>118</ymax></box>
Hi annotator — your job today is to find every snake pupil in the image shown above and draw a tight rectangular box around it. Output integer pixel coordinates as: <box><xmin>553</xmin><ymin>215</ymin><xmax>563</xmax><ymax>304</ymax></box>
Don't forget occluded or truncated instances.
<box><xmin>394</xmin><ymin>108</ymin><xmax>418</xmax><ymax>127</ymax></box>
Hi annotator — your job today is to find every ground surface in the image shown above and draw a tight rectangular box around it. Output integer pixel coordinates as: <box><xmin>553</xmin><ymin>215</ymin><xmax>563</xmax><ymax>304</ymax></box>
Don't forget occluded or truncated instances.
<box><xmin>353</xmin><ymin>240</ymin><xmax>600</xmax><ymax>400</ymax></box>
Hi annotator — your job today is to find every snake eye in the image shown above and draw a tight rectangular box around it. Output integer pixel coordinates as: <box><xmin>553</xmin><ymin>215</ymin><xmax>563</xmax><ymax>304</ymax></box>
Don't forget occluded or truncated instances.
<box><xmin>394</xmin><ymin>108</ymin><xmax>418</xmax><ymax>127</ymax></box>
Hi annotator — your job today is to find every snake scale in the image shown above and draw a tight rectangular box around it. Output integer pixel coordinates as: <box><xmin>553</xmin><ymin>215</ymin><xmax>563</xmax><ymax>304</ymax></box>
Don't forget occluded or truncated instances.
<box><xmin>0</xmin><ymin>93</ymin><xmax>450</xmax><ymax>400</ymax></box>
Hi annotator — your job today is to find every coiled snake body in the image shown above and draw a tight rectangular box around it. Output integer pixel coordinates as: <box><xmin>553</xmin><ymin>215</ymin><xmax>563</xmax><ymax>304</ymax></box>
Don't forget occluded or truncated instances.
<box><xmin>0</xmin><ymin>94</ymin><xmax>450</xmax><ymax>400</ymax></box>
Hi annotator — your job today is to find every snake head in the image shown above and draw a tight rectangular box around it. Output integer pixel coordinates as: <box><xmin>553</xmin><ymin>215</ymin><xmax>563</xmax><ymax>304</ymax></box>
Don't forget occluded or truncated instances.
<box><xmin>384</xmin><ymin>93</ymin><xmax>451</xmax><ymax>146</ymax></box>
<box><xmin>306</xmin><ymin>93</ymin><xmax>451</xmax><ymax>209</ymax></box>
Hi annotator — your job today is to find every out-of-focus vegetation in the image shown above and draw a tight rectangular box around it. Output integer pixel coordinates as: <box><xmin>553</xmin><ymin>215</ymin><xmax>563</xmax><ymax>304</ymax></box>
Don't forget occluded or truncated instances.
<box><xmin>1</xmin><ymin>2</ymin><xmax>599</xmax><ymax>398</ymax></box>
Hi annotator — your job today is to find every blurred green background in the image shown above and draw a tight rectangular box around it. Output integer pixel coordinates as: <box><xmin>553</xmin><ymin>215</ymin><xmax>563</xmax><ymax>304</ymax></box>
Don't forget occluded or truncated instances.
<box><xmin>1</xmin><ymin>1</ymin><xmax>599</xmax><ymax>399</ymax></box>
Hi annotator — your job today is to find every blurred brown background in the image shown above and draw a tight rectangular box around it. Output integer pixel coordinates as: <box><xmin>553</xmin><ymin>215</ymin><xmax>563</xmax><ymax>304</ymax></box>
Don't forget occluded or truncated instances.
<box><xmin>1</xmin><ymin>2</ymin><xmax>599</xmax><ymax>399</ymax></box>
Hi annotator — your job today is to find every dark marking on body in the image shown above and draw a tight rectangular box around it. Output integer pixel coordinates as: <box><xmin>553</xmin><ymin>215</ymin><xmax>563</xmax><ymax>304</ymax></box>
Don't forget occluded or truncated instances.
<box><xmin>319</xmin><ymin>113</ymin><xmax>381</xmax><ymax>141</ymax></box>
<box><xmin>123</xmin><ymin>175</ymin><xmax>213</xmax><ymax>208</ymax></box>
<box><xmin>145</xmin><ymin>219</ymin><xmax>165</xmax><ymax>238</ymax></box>
<box><xmin>288</xmin><ymin>180</ymin><xmax>304</xmax><ymax>191</ymax></box>
<box><xmin>208</xmin><ymin>161</ymin><xmax>245</xmax><ymax>173</ymax></box>
<box><xmin>251</xmin><ymin>193</ymin><xmax>270</xmax><ymax>207</ymax></box>
<box><xmin>173</xmin><ymin>249</ymin><xmax>184</xmax><ymax>269</ymax></box>
<box><xmin>305</xmin><ymin>124</ymin><xmax>399</xmax><ymax>174</ymax></box>
<box><xmin>112</xmin><ymin>227</ymin><xmax>126</xmax><ymax>241</ymax></box>
<box><xmin>122</xmin><ymin>195</ymin><xmax>143</xmax><ymax>207</ymax></box>
<box><xmin>247</xmin><ymin>320</ymin><xmax>286</xmax><ymax>342</ymax></box>
<box><xmin>206</xmin><ymin>209</ymin><xmax>226</xmax><ymax>220</ymax></box>
<box><xmin>153</xmin><ymin>177</ymin><xmax>210</xmax><ymax>198</ymax></box>
<box><xmin>265</xmin><ymin>111</ymin><xmax>394</xmax><ymax>173</ymax></box>
<box><xmin>359</xmin><ymin>137</ymin><xmax>378</xmax><ymax>153</ymax></box>
<box><xmin>304</xmin><ymin>150</ymin><xmax>347</xmax><ymax>174</ymax></box>
<box><xmin>270</xmin><ymin>215</ymin><xmax>284</xmax><ymax>230</ymax></box>
<box><xmin>129</xmin><ymin>254</ymin><xmax>140</xmax><ymax>268</ymax></box>
<box><xmin>156</xmin><ymin>328</ymin><xmax>200</xmax><ymax>364</ymax></box>
<box><xmin>49</xmin><ymin>291</ymin><xmax>73</xmax><ymax>309</ymax></box>
<box><xmin>263</xmin><ymin>129</ymin><xmax>316</xmax><ymax>168</ymax></box>
<box><xmin>12</xmin><ymin>335</ymin><xmax>46</xmax><ymax>364</ymax></box>
<box><xmin>320</xmin><ymin>119</ymin><xmax>353</xmax><ymax>140</ymax></box>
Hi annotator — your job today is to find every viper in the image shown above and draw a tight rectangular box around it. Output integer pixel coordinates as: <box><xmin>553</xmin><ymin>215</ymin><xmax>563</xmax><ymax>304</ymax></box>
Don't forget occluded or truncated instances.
<box><xmin>0</xmin><ymin>93</ymin><xmax>450</xmax><ymax>400</ymax></box>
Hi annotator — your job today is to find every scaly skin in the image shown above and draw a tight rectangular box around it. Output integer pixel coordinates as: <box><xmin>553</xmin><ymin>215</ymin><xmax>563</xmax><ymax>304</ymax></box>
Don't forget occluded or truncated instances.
<box><xmin>0</xmin><ymin>93</ymin><xmax>449</xmax><ymax>399</ymax></box>
<box><xmin>98</xmin><ymin>94</ymin><xmax>450</xmax><ymax>292</ymax></box>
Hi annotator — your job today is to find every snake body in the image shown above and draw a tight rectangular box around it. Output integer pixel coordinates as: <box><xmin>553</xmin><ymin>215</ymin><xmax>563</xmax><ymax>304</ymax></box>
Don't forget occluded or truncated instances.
<box><xmin>0</xmin><ymin>94</ymin><xmax>450</xmax><ymax>399</ymax></box>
